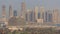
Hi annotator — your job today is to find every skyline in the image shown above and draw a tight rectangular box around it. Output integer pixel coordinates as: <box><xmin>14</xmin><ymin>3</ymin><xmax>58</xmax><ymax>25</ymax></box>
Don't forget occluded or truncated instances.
<box><xmin>0</xmin><ymin>0</ymin><xmax>60</xmax><ymax>17</ymax></box>
<box><xmin>0</xmin><ymin>0</ymin><xmax>60</xmax><ymax>9</ymax></box>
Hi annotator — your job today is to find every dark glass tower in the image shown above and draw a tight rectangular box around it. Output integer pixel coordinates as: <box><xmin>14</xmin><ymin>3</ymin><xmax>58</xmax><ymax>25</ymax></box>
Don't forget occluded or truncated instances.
<box><xmin>14</xmin><ymin>10</ymin><xmax>17</xmax><ymax>16</ymax></box>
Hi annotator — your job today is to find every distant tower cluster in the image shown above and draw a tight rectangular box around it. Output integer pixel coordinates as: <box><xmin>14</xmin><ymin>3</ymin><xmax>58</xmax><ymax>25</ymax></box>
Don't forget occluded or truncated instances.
<box><xmin>0</xmin><ymin>1</ymin><xmax>60</xmax><ymax>26</ymax></box>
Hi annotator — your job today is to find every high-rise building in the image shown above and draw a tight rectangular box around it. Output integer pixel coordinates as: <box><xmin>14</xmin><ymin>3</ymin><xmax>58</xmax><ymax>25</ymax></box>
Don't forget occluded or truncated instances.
<box><xmin>44</xmin><ymin>10</ymin><xmax>53</xmax><ymax>23</ymax></box>
<box><xmin>53</xmin><ymin>9</ymin><xmax>59</xmax><ymax>23</ymax></box>
<box><xmin>38</xmin><ymin>12</ymin><xmax>40</xmax><ymax>19</ymax></box>
<box><xmin>2</xmin><ymin>5</ymin><xmax>8</xmax><ymax>25</ymax></box>
<box><xmin>29</xmin><ymin>11</ymin><xmax>33</xmax><ymax>22</ymax></box>
<box><xmin>40</xmin><ymin>7</ymin><xmax>44</xmax><ymax>19</ymax></box>
<box><xmin>29</xmin><ymin>10</ymin><xmax>34</xmax><ymax>22</ymax></box>
<box><xmin>34</xmin><ymin>6</ymin><xmax>38</xmax><ymax>21</ymax></box>
<box><xmin>9</xmin><ymin>5</ymin><xmax>13</xmax><ymax>18</ymax></box>
<box><xmin>25</xmin><ymin>9</ymin><xmax>34</xmax><ymax>22</ymax></box>
<box><xmin>32</xmin><ymin>10</ymin><xmax>36</xmax><ymax>22</ymax></box>
<box><xmin>38</xmin><ymin>7</ymin><xmax>44</xmax><ymax>23</ymax></box>
<box><xmin>21</xmin><ymin>2</ymin><xmax>26</xmax><ymax>18</ymax></box>
<box><xmin>47</xmin><ymin>11</ymin><xmax>53</xmax><ymax>22</ymax></box>
<box><xmin>25</xmin><ymin>9</ymin><xmax>30</xmax><ymax>21</ymax></box>
<box><xmin>26</xmin><ymin>9</ymin><xmax>36</xmax><ymax>22</ymax></box>
<box><xmin>44</xmin><ymin>11</ymin><xmax>48</xmax><ymax>22</ymax></box>
<box><xmin>2</xmin><ymin>5</ymin><xmax>6</xmax><ymax>18</ymax></box>
<box><xmin>25</xmin><ymin>12</ymin><xmax>28</xmax><ymax>21</ymax></box>
<box><xmin>14</xmin><ymin>10</ymin><xmax>17</xmax><ymax>17</ymax></box>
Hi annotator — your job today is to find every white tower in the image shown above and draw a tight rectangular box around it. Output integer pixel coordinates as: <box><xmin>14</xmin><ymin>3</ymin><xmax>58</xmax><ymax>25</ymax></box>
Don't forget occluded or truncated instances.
<box><xmin>38</xmin><ymin>7</ymin><xmax>44</xmax><ymax>23</ymax></box>
<box><xmin>9</xmin><ymin>5</ymin><xmax>13</xmax><ymax>18</ymax></box>
<box><xmin>2</xmin><ymin>5</ymin><xmax>8</xmax><ymax>25</ymax></box>
<box><xmin>53</xmin><ymin>9</ymin><xmax>59</xmax><ymax>24</ymax></box>
<box><xmin>40</xmin><ymin>7</ymin><xmax>44</xmax><ymax>19</ymax></box>
<box><xmin>21</xmin><ymin>2</ymin><xmax>26</xmax><ymax>18</ymax></box>
<box><xmin>2</xmin><ymin>5</ymin><xmax>6</xmax><ymax>18</ymax></box>
<box><xmin>34</xmin><ymin>6</ymin><xmax>38</xmax><ymax>21</ymax></box>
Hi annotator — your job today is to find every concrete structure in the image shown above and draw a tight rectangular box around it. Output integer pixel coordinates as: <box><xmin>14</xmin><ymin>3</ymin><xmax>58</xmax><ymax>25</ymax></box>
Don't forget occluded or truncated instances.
<box><xmin>37</xmin><ymin>19</ymin><xmax>43</xmax><ymax>23</ymax></box>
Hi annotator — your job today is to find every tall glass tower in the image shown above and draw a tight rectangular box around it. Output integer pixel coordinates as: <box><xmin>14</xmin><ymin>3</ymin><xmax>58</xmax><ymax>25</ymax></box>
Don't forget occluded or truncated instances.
<box><xmin>14</xmin><ymin>10</ymin><xmax>17</xmax><ymax>17</ymax></box>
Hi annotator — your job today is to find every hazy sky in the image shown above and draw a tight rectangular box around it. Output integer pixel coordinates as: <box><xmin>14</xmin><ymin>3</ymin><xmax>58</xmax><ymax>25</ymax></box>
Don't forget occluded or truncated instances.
<box><xmin>0</xmin><ymin>0</ymin><xmax>60</xmax><ymax>17</ymax></box>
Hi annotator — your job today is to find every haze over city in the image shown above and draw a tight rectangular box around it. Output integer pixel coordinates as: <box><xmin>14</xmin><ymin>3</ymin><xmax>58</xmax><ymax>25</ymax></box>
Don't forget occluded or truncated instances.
<box><xmin>0</xmin><ymin>0</ymin><xmax>60</xmax><ymax>17</ymax></box>
<box><xmin>0</xmin><ymin>0</ymin><xmax>60</xmax><ymax>34</ymax></box>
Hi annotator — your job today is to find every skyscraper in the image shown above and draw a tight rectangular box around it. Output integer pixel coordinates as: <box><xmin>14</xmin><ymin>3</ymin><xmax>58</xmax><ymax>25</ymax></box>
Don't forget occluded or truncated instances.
<box><xmin>40</xmin><ymin>7</ymin><xmax>44</xmax><ymax>19</ymax></box>
<box><xmin>29</xmin><ymin>10</ymin><xmax>34</xmax><ymax>22</ymax></box>
<box><xmin>21</xmin><ymin>2</ymin><xmax>26</xmax><ymax>18</ymax></box>
<box><xmin>29</xmin><ymin>9</ymin><xmax>36</xmax><ymax>22</ymax></box>
<box><xmin>44</xmin><ymin>11</ymin><xmax>48</xmax><ymax>22</ymax></box>
<box><xmin>53</xmin><ymin>9</ymin><xmax>59</xmax><ymax>23</ymax></box>
<box><xmin>33</xmin><ymin>10</ymin><xmax>36</xmax><ymax>22</ymax></box>
<box><xmin>34</xmin><ymin>6</ymin><xmax>38</xmax><ymax>21</ymax></box>
<box><xmin>2</xmin><ymin>5</ymin><xmax>8</xmax><ymax>25</ymax></box>
<box><xmin>2</xmin><ymin>5</ymin><xmax>6</xmax><ymax>18</ymax></box>
<box><xmin>9</xmin><ymin>5</ymin><xmax>13</xmax><ymax>18</ymax></box>
<box><xmin>25</xmin><ymin>12</ymin><xmax>28</xmax><ymax>21</ymax></box>
<box><xmin>26</xmin><ymin>9</ymin><xmax>36</xmax><ymax>22</ymax></box>
<box><xmin>25</xmin><ymin>9</ymin><xmax>30</xmax><ymax>21</ymax></box>
<box><xmin>38</xmin><ymin>7</ymin><xmax>44</xmax><ymax>23</ymax></box>
<box><xmin>25</xmin><ymin>9</ymin><xmax>34</xmax><ymax>22</ymax></box>
<box><xmin>2</xmin><ymin>5</ymin><xmax>6</xmax><ymax>21</ymax></box>
<box><xmin>44</xmin><ymin>10</ymin><xmax>53</xmax><ymax>23</ymax></box>
<box><xmin>47</xmin><ymin>11</ymin><xmax>53</xmax><ymax>22</ymax></box>
<box><xmin>14</xmin><ymin>10</ymin><xmax>17</xmax><ymax>17</ymax></box>
<box><xmin>38</xmin><ymin>12</ymin><xmax>40</xmax><ymax>19</ymax></box>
